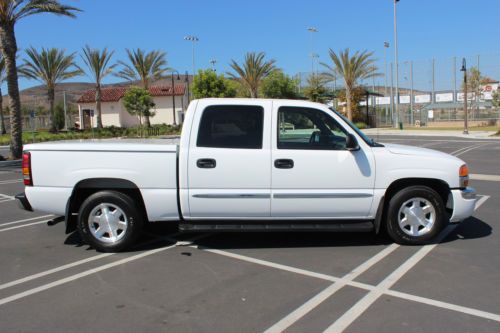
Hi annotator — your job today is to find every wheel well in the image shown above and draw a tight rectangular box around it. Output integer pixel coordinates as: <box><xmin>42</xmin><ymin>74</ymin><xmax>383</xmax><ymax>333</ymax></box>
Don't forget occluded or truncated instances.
<box><xmin>65</xmin><ymin>178</ymin><xmax>148</xmax><ymax>233</ymax></box>
<box><xmin>385</xmin><ymin>178</ymin><xmax>450</xmax><ymax>205</ymax></box>
<box><xmin>375</xmin><ymin>178</ymin><xmax>451</xmax><ymax>234</ymax></box>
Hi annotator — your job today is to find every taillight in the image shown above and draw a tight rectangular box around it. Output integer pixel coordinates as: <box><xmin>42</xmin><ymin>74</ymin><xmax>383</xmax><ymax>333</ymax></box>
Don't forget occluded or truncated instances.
<box><xmin>459</xmin><ymin>164</ymin><xmax>469</xmax><ymax>188</ymax></box>
<box><xmin>22</xmin><ymin>152</ymin><xmax>33</xmax><ymax>186</ymax></box>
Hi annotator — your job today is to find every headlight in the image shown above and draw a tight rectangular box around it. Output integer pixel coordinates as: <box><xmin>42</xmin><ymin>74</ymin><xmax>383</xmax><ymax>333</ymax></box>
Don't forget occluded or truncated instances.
<box><xmin>459</xmin><ymin>164</ymin><xmax>469</xmax><ymax>188</ymax></box>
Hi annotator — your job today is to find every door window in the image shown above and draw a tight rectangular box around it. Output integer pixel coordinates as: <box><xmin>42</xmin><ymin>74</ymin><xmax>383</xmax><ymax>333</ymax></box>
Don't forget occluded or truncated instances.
<box><xmin>197</xmin><ymin>105</ymin><xmax>264</xmax><ymax>149</ymax></box>
<box><xmin>277</xmin><ymin>107</ymin><xmax>348</xmax><ymax>150</ymax></box>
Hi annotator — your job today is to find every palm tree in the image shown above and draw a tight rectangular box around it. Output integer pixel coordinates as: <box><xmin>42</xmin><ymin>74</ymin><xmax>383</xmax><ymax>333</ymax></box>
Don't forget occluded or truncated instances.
<box><xmin>321</xmin><ymin>48</ymin><xmax>379</xmax><ymax>121</ymax></box>
<box><xmin>0</xmin><ymin>0</ymin><xmax>80</xmax><ymax>158</ymax></box>
<box><xmin>0</xmin><ymin>56</ymin><xmax>6</xmax><ymax>135</ymax></box>
<box><xmin>81</xmin><ymin>45</ymin><xmax>116</xmax><ymax>129</ymax></box>
<box><xmin>19</xmin><ymin>47</ymin><xmax>82</xmax><ymax>132</ymax></box>
<box><xmin>116</xmin><ymin>48</ymin><xmax>168</xmax><ymax>127</ymax></box>
<box><xmin>227</xmin><ymin>52</ymin><xmax>276</xmax><ymax>98</ymax></box>
<box><xmin>304</xmin><ymin>74</ymin><xmax>328</xmax><ymax>103</ymax></box>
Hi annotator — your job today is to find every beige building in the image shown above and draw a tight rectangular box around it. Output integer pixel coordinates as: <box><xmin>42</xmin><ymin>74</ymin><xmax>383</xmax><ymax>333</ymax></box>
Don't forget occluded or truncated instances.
<box><xmin>77</xmin><ymin>85</ymin><xmax>187</xmax><ymax>129</ymax></box>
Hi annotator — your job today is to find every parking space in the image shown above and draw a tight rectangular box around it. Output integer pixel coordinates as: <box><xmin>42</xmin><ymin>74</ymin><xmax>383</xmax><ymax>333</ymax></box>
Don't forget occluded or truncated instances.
<box><xmin>0</xmin><ymin>135</ymin><xmax>499</xmax><ymax>332</ymax></box>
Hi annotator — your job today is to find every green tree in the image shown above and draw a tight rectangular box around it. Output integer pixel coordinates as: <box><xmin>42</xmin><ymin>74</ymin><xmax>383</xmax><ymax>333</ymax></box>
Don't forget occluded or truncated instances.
<box><xmin>304</xmin><ymin>74</ymin><xmax>327</xmax><ymax>103</ymax></box>
<box><xmin>116</xmin><ymin>48</ymin><xmax>168</xmax><ymax>127</ymax></box>
<box><xmin>192</xmin><ymin>69</ymin><xmax>237</xmax><ymax>98</ymax></box>
<box><xmin>80</xmin><ymin>45</ymin><xmax>116</xmax><ymax>129</ymax></box>
<box><xmin>19</xmin><ymin>47</ymin><xmax>81</xmax><ymax>132</ymax></box>
<box><xmin>53</xmin><ymin>102</ymin><xmax>65</xmax><ymax>131</ymax></box>
<box><xmin>492</xmin><ymin>90</ymin><xmax>500</xmax><ymax>108</ymax></box>
<box><xmin>321</xmin><ymin>48</ymin><xmax>379</xmax><ymax>121</ymax></box>
<box><xmin>260</xmin><ymin>70</ymin><xmax>298</xmax><ymax>99</ymax></box>
<box><xmin>0</xmin><ymin>55</ymin><xmax>6</xmax><ymax>134</ymax></box>
<box><xmin>227</xmin><ymin>52</ymin><xmax>276</xmax><ymax>98</ymax></box>
<box><xmin>0</xmin><ymin>0</ymin><xmax>80</xmax><ymax>158</ymax></box>
<box><xmin>122</xmin><ymin>87</ymin><xmax>156</xmax><ymax>131</ymax></box>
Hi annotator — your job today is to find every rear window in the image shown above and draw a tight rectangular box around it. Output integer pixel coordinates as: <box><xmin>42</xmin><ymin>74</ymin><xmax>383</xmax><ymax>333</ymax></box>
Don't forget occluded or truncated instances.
<box><xmin>197</xmin><ymin>105</ymin><xmax>264</xmax><ymax>149</ymax></box>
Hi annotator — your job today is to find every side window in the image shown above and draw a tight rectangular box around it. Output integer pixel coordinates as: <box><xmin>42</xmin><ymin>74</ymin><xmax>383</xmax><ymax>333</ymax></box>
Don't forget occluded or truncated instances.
<box><xmin>277</xmin><ymin>107</ymin><xmax>348</xmax><ymax>150</ymax></box>
<box><xmin>197</xmin><ymin>105</ymin><xmax>264</xmax><ymax>149</ymax></box>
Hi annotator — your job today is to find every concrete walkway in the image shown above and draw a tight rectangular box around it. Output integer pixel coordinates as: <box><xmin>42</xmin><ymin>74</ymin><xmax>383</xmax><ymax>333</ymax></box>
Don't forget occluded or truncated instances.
<box><xmin>363</xmin><ymin>128</ymin><xmax>499</xmax><ymax>139</ymax></box>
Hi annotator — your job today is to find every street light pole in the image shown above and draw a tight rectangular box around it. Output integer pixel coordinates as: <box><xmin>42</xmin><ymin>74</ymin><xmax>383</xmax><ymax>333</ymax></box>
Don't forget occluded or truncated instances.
<box><xmin>184</xmin><ymin>35</ymin><xmax>199</xmax><ymax>76</ymax></box>
<box><xmin>307</xmin><ymin>27</ymin><xmax>318</xmax><ymax>75</ymax></box>
<box><xmin>393</xmin><ymin>0</ymin><xmax>401</xmax><ymax>129</ymax></box>
<box><xmin>461</xmin><ymin>58</ymin><xmax>469</xmax><ymax>134</ymax></box>
<box><xmin>384</xmin><ymin>41</ymin><xmax>390</xmax><ymax>118</ymax></box>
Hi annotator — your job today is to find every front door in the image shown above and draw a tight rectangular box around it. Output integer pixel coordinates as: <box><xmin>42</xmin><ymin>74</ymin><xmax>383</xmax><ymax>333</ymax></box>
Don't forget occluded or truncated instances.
<box><xmin>271</xmin><ymin>103</ymin><xmax>375</xmax><ymax>218</ymax></box>
<box><xmin>187</xmin><ymin>101</ymin><xmax>272</xmax><ymax>218</ymax></box>
<box><xmin>82</xmin><ymin>109</ymin><xmax>92</xmax><ymax>129</ymax></box>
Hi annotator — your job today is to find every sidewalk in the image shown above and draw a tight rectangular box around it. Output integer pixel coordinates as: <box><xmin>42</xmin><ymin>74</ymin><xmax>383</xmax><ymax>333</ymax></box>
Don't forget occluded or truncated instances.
<box><xmin>363</xmin><ymin>128</ymin><xmax>499</xmax><ymax>139</ymax></box>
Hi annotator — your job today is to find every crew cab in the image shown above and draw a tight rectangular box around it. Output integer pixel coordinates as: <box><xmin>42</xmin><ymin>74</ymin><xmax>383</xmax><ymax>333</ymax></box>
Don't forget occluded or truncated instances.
<box><xmin>17</xmin><ymin>99</ymin><xmax>477</xmax><ymax>252</ymax></box>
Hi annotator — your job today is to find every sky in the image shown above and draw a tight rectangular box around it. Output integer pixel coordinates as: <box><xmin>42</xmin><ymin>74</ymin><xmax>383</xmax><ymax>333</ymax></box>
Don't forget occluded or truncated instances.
<box><xmin>9</xmin><ymin>0</ymin><xmax>500</xmax><ymax>91</ymax></box>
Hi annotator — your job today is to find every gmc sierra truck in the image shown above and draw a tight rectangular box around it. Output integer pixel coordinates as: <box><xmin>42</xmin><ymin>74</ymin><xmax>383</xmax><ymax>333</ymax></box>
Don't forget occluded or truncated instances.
<box><xmin>16</xmin><ymin>99</ymin><xmax>476</xmax><ymax>252</ymax></box>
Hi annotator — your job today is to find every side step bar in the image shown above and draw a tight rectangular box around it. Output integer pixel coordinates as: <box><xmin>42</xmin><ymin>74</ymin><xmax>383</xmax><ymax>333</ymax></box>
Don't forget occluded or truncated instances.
<box><xmin>179</xmin><ymin>221</ymin><xmax>374</xmax><ymax>232</ymax></box>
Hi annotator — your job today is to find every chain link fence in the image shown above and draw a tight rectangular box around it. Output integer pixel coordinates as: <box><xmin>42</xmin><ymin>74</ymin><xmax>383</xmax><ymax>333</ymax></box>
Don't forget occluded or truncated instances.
<box><xmin>297</xmin><ymin>52</ymin><xmax>500</xmax><ymax>127</ymax></box>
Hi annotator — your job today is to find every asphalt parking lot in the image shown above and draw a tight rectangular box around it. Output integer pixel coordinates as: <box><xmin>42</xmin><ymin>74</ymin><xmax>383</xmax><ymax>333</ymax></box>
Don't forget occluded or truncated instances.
<box><xmin>0</xmin><ymin>135</ymin><xmax>499</xmax><ymax>333</ymax></box>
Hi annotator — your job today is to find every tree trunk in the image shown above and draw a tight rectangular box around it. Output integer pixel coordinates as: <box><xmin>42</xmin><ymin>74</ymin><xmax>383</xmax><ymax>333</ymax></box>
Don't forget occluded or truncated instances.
<box><xmin>95</xmin><ymin>84</ymin><xmax>103</xmax><ymax>129</ymax></box>
<box><xmin>346</xmin><ymin>86</ymin><xmax>353</xmax><ymax>121</ymax></box>
<box><xmin>142</xmin><ymin>80</ymin><xmax>151</xmax><ymax>127</ymax></box>
<box><xmin>0</xmin><ymin>24</ymin><xmax>22</xmax><ymax>159</ymax></box>
<box><xmin>48</xmin><ymin>87</ymin><xmax>56</xmax><ymax>132</ymax></box>
<box><xmin>0</xmin><ymin>88</ymin><xmax>6</xmax><ymax>135</ymax></box>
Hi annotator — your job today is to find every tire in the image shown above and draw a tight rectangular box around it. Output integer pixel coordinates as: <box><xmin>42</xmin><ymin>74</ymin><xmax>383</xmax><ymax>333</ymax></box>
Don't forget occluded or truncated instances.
<box><xmin>77</xmin><ymin>191</ymin><xmax>144</xmax><ymax>252</ymax></box>
<box><xmin>386</xmin><ymin>186</ymin><xmax>446</xmax><ymax>245</ymax></box>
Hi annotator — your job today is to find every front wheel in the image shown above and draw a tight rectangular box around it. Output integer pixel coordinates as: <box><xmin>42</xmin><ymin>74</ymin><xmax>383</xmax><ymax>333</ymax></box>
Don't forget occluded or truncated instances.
<box><xmin>77</xmin><ymin>191</ymin><xmax>144</xmax><ymax>252</ymax></box>
<box><xmin>386</xmin><ymin>186</ymin><xmax>447</xmax><ymax>245</ymax></box>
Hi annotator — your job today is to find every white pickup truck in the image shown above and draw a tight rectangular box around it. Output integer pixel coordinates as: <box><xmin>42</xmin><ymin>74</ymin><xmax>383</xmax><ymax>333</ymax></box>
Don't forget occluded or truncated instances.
<box><xmin>17</xmin><ymin>99</ymin><xmax>476</xmax><ymax>252</ymax></box>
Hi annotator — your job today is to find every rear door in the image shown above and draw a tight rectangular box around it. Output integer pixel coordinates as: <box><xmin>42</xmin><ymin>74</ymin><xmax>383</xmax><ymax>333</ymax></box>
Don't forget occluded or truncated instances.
<box><xmin>187</xmin><ymin>100</ymin><xmax>272</xmax><ymax>218</ymax></box>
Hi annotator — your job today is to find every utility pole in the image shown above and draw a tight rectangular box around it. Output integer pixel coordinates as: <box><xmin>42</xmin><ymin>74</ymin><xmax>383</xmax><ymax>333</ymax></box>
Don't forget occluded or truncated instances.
<box><xmin>461</xmin><ymin>58</ymin><xmax>469</xmax><ymax>134</ymax></box>
<box><xmin>394</xmin><ymin>0</ymin><xmax>401</xmax><ymax>129</ymax></box>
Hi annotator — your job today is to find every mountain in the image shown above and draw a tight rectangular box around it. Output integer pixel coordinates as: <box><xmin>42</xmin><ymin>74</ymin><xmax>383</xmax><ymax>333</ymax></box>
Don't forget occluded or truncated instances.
<box><xmin>2</xmin><ymin>76</ymin><xmax>192</xmax><ymax>111</ymax></box>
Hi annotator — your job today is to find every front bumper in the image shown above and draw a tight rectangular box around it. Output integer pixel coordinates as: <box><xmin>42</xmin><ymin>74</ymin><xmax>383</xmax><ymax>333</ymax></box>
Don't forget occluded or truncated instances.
<box><xmin>449</xmin><ymin>187</ymin><xmax>476</xmax><ymax>222</ymax></box>
<box><xmin>15</xmin><ymin>192</ymin><xmax>33</xmax><ymax>212</ymax></box>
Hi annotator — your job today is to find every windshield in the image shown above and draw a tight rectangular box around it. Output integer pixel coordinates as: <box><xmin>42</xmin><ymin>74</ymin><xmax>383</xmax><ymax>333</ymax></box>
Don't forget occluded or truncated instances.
<box><xmin>328</xmin><ymin>108</ymin><xmax>383</xmax><ymax>147</ymax></box>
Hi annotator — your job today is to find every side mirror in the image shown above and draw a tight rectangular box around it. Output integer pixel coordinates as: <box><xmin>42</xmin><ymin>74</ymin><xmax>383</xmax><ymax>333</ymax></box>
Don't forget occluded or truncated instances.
<box><xmin>346</xmin><ymin>133</ymin><xmax>360</xmax><ymax>151</ymax></box>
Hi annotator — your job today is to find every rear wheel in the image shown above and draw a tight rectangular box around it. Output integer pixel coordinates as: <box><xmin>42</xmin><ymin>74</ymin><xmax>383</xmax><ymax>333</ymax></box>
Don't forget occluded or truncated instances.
<box><xmin>386</xmin><ymin>186</ymin><xmax>446</xmax><ymax>245</ymax></box>
<box><xmin>77</xmin><ymin>191</ymin><xmax>143</xmax><ymax>252</ymax></box>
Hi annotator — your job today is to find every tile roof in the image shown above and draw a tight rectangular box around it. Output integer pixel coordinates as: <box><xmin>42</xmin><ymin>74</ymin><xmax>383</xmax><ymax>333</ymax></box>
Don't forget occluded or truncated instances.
<box><xmin>77</xmin><ymin>85</ymin><xmax>186</xmax><ymax>103</ymax></box>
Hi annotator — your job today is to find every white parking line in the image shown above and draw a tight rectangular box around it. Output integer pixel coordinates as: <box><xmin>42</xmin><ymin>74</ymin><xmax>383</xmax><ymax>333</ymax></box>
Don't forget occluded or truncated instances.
<box><xmin>0</xmin><ymin>193</ymin><xmax>14</xmax><ymax>200</ymax></box>
<box><xmin>0</xmin><ymin>215</ymin><xmax>54</xmax><ymax>228</ymax></box>
<box><xmin>323</xmin><ymin>195</ymin><xmax>490</xmax><ymax>332</ymax></box>
<box><xmin>262</xmin><ymin>244</ymin><xmax>400</xmax><ymax>333</ymax></box>
<box><xmin>0</xmin><ymin>220</ymin><xmax>51</xmax><ymax>233</ymax></box>
<box><xmin>0</xmin><ymin>233</ymin><xmax>210</xmax><ymax>306</ymax></box>
<box><xmin>0</xmin><ymin>253</ymin><xmax>113</xmax><ymax>291</ymax></box>
<box><xmin>0</xmin><ymin>179</ymin><xmax>22</xmax><ymax>185</ymax></box>
<box><xmin>470</xmin><ymin>174</ymin><xmax>500</xmax><ymax>182</ymax></box>
<box><xmin>0</xmin><ymin>233</ymin><xmax>179</xmax><ymax>292</ymax></box>
<box><xmin>192</xmin><ymin>231</ymin><xmax>500</xmax><ymax>326</ymax></box>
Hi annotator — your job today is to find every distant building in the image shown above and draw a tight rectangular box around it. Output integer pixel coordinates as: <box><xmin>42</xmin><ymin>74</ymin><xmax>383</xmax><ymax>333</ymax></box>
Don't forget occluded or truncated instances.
<box><xmin>76</xmin><ymin>85</ymin><xmax>186</xmax><ymax>129</ymax></box>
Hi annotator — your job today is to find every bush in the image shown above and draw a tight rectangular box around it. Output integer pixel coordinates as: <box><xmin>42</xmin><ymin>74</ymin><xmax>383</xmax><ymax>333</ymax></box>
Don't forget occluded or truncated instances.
<box><xmin>354</xmin><ymin>122</ymin><xmax>367</xmax><ymax>129</ymax></box>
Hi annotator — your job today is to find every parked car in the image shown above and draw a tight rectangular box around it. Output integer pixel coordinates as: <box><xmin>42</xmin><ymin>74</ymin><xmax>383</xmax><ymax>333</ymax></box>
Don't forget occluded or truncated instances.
<box><xmin>17</xmin><ymin>99</ymin><xmax>476</xmax><ymax>252</ymax></box>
